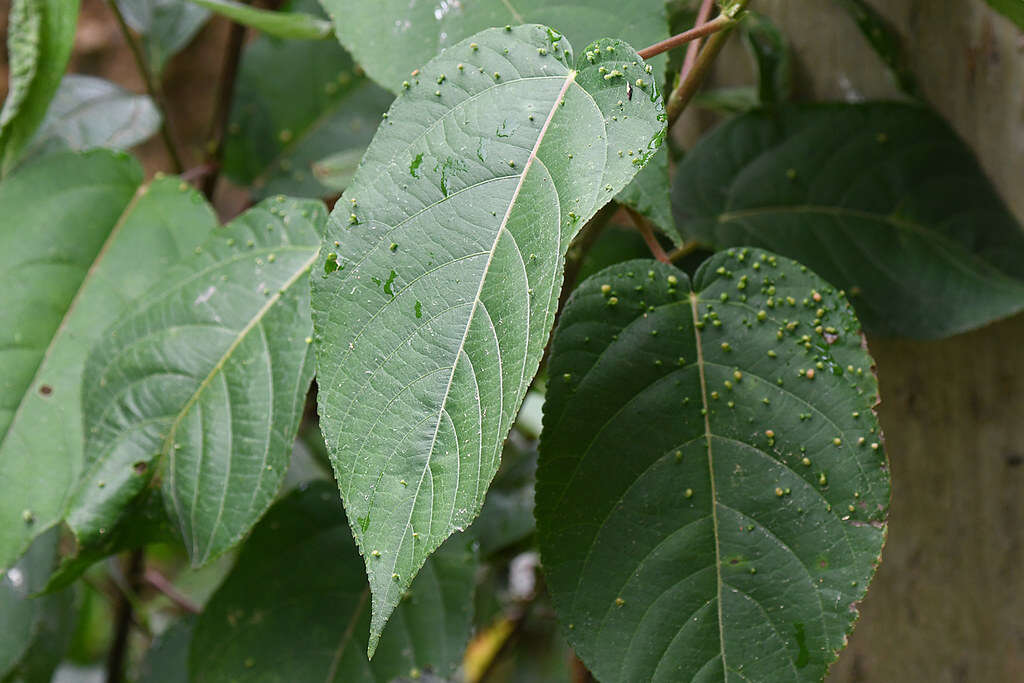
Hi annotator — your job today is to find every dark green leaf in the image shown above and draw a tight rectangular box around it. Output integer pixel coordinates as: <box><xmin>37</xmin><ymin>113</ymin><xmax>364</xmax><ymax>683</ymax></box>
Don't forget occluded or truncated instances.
<box><xmin>537</xmin><ymin>250</ymin><xmax>890</xmax><ymax>682</ymax></box>
<box><xmin>671</xmin><ymin>103</ymin><xmax>1024</xmax><ymax>338</ymax></box>
<box><xmin>471</xmin><ymin>432</ymin><xmax>538</xmax><ymax>556</ymax></box>
<box><xmin>615</xmin><ymin>146</ymin><xmax>678</xmax><ymax>243</ymax></box>
<box><xmin>66</xmin><ymin>196</ymin><xmax>325</xmax><ymax>568</ymax></box>
<box><xmin>1</xmin><ymin>530</ymin><xmax>74</xmax><ymax>682</ymax></box>
<box><xmin>116</xmin><ymin>0</ymin><xmax>210</xmax><ymax>74</ymax></box>
<box><xmin>23</xmin><ymin>75</ymin><xmax>161</xmax><ymax>161</ymax></box>
<box><xmin>984</xmin><ymin>0</ymin><xmax>1024</xmax><ymax>28</ymax></box>
<box><xmin>223</xmin><ymin>0</ymin><xmax>392</xmax><ymax>199</ymax></box>
<box><xmin>319</xmin><ymin>0</ymin><xmax>670</xmax><ymax>93</ymax></box>
<box><xmin>0</xmin><ymin>0</ymin><xmax>80</xmax><ymax>174</ymax></box>
<box><xmin>831</xmin><ymin>0</ymin><xmax>918</xmax><ymax>96</ymax></box>
<box><xmin>190</xmin><ymin>482</ymin><xmax>478</xmax><ymax>682</ymax></box>
<box><xmin>311</xmin><ymin>25</ymin><xmax>666</xmax><ymax>652</ymax></box>
<box><xmin>0</xmin><ymin>151</ymin><xmax>216</xmax><ymax>572</ymax></box>
<box><xmin>189</xmin><ymin>0</ymin><xmax>332</xmax><ymax>39</ymax></box>
<box><xmin>138</xmin><ymin>616</ymin><xmax>195</xmax><ymax>683</ymax></box>
<box><xmin>741</xmin><ymin>12</ymin><xmax>791</xmax><ymax>106</ymax></box>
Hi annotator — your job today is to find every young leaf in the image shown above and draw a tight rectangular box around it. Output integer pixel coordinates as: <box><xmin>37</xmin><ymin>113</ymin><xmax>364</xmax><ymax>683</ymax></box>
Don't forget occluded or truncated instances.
<box><xmin>0</xmin><ymin>0</ymin><xmax>80</xmax><ymax>174</ymax></box>
<box><xmin>66</xmin><ymin>196</ymin><xmax>325</xmax><ymax>568</ymax></box>
<box><xmin>536</xmin><ymin>250</ymin><xmax>890</xmax><ymax>682</ymax></box>
<box><xmin>116</xmin><ymin>0</ymin><xmax>210</xmax><ymax>74</ymax></box>
<box><xmin>311</xmin><ymin>25</ymin><xmax>666</xmax><ymax>653</ymax></box>
<box><xmin>0</xmin><ymin>150</ymin><xmax>216</xmax><ymax>572</ymax></box>
<box><xmin>223</xmin><ymin>0</ymin><xmax>392</xmax><ymax>199</ymax></box>
<box><xmin>671</xmin><ymin>103</ymin><xmax>1024</xmax><ymax>339</ymax></box>
<box><xmin>190</xmin><ymin>482</ymin><xmax>478</xmax><ymax>682</ymax></box>
<box><xmin>189</xmin><ymin>0</ymin><xmax>333</xmax><ymax>40</ymax></box>
<box><xmin>319</xmin><ymin>0</ymin><xmax>670</xmax><ymax>93</ymax></box>
<box><xmin>23</xmin><ymin>74</ymin><xmax>161</xmax><ymax>161</ymax></box>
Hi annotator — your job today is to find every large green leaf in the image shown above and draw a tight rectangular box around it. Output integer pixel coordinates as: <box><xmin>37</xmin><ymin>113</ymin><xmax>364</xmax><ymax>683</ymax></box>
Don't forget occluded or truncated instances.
<box><xmin>116</xmin><ymin>0</ymin><xmax>210</xmax><ymax>75</ymax></box>
<box><xmin>190</xmin><ymin>482</ymin><xmax>478</xmax><ymax>682</ymax></box>
<box><xmin>22</xmin><ymin>74</ymin><xmax>161</xmax><ymax>161</ymax></box>
<box><xmin>66</xmin><ymin>196</ymin><xmax>325</xmax><ymax>568</ymax></box>
<box><xmin>223</xmin><ymin>0</ymin><xmax>393</xmax><ymax>199</ymax></box>
<box><xmin>138</xmin><ymin>617</ymin><xmax>195</xmax><ymax>683</ymax></box>
<box><xmin>311</xmin><ymin>24</ymin><xmax>666</xmax><ymax>652</ymax></box>
<box><xmin>615</xmin><ymin>145</ymin><xmax>678</xmax><ymax>243</ymax></box>
<box><xmin>0</xmin><ymin>151</ymin><xmax>217</xmax><ymax>572</ymax></box>
<box><xmin>0</xmin><ymin>0</ymin><xmax>80</xmax><ymax>174</ymax></box>
<box><xmin>319</xmin><ymin>0</ymin><xmax>669</xmax><ymax>93</ymax></box>
<box><xmin>536</xmin><ymin>250</ymin><xmax>890</xmax><ymax>682</ymax></box>
<box><xmin>671</xmin><ymin>103</ymin><xmax>1024</xmax><ymax>339</ymax></box>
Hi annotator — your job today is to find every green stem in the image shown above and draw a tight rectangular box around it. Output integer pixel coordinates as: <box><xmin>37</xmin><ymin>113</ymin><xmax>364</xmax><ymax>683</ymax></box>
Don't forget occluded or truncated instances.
<box><xmin>666</xmin><ymin>0</ymin><xmax>750</xmax><ymax>126</ymax></box>
<box><xmin>107</xmin><ymin>2</ymin><xmax>185</xmax><ymax>174</ymax></box>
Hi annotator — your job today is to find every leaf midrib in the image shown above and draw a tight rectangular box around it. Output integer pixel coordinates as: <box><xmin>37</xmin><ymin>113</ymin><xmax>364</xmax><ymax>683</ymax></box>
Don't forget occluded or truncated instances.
<box><xmin>688</xmin><ymin>291</ymin><xmax>727</xmax><ymax>675</ymax></box>
<box><xmin>165</xmin><ymin>247</ymin><xmax>319</xmax><ymax>560</ymax></box>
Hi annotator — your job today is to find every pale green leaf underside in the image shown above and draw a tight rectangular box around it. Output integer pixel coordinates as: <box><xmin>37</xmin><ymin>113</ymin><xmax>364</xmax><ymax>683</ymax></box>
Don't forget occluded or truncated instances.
<box><xmin>24</xmin><ymin>74</ymin><xmax>161</xmax><ymax>161</ymax></box>
<box><xmin>116</xmin><ymin>0</ymin><xmax>210</xmax><ymax>74</ymax></box>
<box><xmin>615</xmin><ymin>145</ymin><xmax>677</xmax><ymax>243</ymax></box>
<box><xmin>311</xmin><ymin>24</ymin><xmax>665</xmax><ymax>653</ymax></box>
<box><xmin>67</xmin><ymin>196</ymin><xmax>325</xmax><ymax>568</ymax></box>
<box><xmin>320</xmin><ymin>0</ymin><xmax>669</xmax><ymax>93</ymax></box>
<box><xmin>537</xmin><ymin>250</ymin><xmax>890</xmax><ymax>682</ymax></box>
<box><xmin>0</xmin><ymin>150</ymin><xmax>216</xmax><ymax>572</ymax></box>
<box><xmin>224</xmin><ymin>0</ymin><xmax>392</xmax><ymax>199</ymax></box>
<box><xmin>190</xmin><ymin>482</ymin><xmax>477</xmax><ymax>682</ymax></box>
<box><xmin>671</xmin><ymin>103</ymin><xmax>1024</xmax><ymax>339</ymax></box>
<box><xmin>0</xmin><ymin>0</ymin><xmax>80</xmax><ymax>174</ymax></box>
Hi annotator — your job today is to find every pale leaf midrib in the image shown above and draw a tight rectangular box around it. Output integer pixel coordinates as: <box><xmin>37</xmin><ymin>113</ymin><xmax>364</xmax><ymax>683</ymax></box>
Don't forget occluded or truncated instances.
<box><xmin>688</xmin><ymin>291</ymin><xmax>727</xmax><ymax>675</ymax></box>
<box><xmin>374</xmin><ymin>67</ymin><xmax>578</xmax><ymax>645</ymax></box>
<box><xmin>165</xmin><ymin>247</ymin><xmax>319</xmax><ymax>560</ymax></box>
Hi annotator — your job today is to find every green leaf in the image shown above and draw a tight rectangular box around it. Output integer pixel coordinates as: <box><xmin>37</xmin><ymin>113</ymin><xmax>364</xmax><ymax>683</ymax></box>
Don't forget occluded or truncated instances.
<box><xmin>66</xmin><ymin>196</ymin><xmax>325</xmax><ymax>568</ymax></box>
<box><xmin>189</xmin><ymin>0</ymin><xmax>332</xmax><ymax>39</ymax></box>
<box><xmin>536</xmin><ymin>250</ymin><xmax>890</xmax><ymax>682</ymax></box>
<box><xmin>224</xmin><ymin>0</ymin><xmax>392</xmax><ymax>199</ymax></box>
<box><xmin>0</xmin><ymin>151</ymin><xmax>216</xmax><ymax>572</ymax></box>
<box><xmin>741</xmin><ymin>12</ymin><xmax>791</xmax><ymax>106</ymax></box>
<box><xmin>831</xmin><ymin>0</ymin><xmax>917</xmax><ymax>97</ymax></box>
<box><xmin>311</xmin><ymin>25</ymin><xmax>666</xmax><ymax>653</ymax></box>
<box><xmin>0</xmin><ymin>0</ymin><xmax>80</xmax><ymax>174</ymax></box>
<box><xmin>22</xmin><ymin>74</ymin><xmax>161</xmax><ymax>161</ymax></box>
<box><xmin>615</xmin><ymin>146</ymin><xmax>678</xmax><ymax>243</ymax></box>
<box><xmin>116</xmin><ymin>0</ymin><xmax>210</xmax><ymax>74</ymax></box>
<box><xmin>138</xmin><ymin>617</ymin><xmax>195</xmax><ymax>683</ymax></box>
<box><xmin>319</xmin><ymin>0</ymin><xmax>670</xmax><ymax>93</ymax></box>
<box><xmin>1</xmin><ymin>530</ymin><xmax>74</xmax><ymax>682</ymax></box>
<box><xmin>671</xmin><ymin>103</ymin><xmax>1024</xmax><ymax>339</ymax></box>
<box><xmin>189</xmin><ymin>482</ymin><xmax>478</xmax><ymax>682</ymax></box>
<box><xmin>984</xmin><ymin>0</ymin><xmax>1024</xmax><ymax>28</ymax></box>
<box><xmin>470</xmin><ymin>432</ymin><xmax>538</xmax><ymax>556</ymax></box>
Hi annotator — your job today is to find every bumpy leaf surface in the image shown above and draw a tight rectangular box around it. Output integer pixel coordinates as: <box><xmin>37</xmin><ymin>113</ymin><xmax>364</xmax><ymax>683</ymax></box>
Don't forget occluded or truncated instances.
<box><xmin>312</xmin><ymin>24</ymin><xmax>665</xmax><ymax>651</ymax></box>
<box><xmin>224</xmin><ymin>0</ymin><xmax>392</xmax><ymax>199</ymax></box>
<box><xmin>0</xmin><ymin>151</ymin><xmax>216</xmax><ymax>571</ymax></box>
<box><xmin>0</xmin><ymin>0</ymin><xmax>80</xmax><ymax>174</ymax></box>
<box><xmin>671</xmin><ymin>103</ymin><xmax>1024</xmax><ymax>338</ymax></box>
<box><xmin>190</xmin><ymin>482</ymin><xmax>477</xmax><ymax>682</ymax></box>
<box><xmin>537</xmin><ymin>250</ymin><xmax>890</xmax><ymax>682</ymax></box>
<box><xmin>319</xmin><ymin>0</ymin><xmax>669</xmax><ymax>93</ymax></box>
<box><xmin>67</xmin><ymin>197</ymin><xmax>325</xmax><ymax>567</ymax></box>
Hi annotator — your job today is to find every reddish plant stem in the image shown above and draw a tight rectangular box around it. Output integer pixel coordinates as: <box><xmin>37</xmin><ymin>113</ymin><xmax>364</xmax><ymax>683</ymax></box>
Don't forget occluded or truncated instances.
<box><xmin>683</xmin><ymin>0</ymin><xmax>717</xmax><ymax>78</ymax></box>
<box><xmin>637</xmin><ymin>13</ymin><xmax>734</xmax><ymax>60</ymax></box>
<box><xmin>625</xmin><ymin>206</ymin><xmax>671</xmax><ymax>264</ymax></box>
<box><xmin>144</xmin><ymin>568</ymin><xmax>200</xmax><ymax>614</ymax></box>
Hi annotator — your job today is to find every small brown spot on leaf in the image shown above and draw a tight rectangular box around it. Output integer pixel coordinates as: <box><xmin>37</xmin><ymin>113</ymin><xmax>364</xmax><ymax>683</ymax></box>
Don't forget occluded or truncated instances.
<box><xmin>39</xmin><ymin>384</ymin><xmax>53</xmax><ymax>396</ymax></box>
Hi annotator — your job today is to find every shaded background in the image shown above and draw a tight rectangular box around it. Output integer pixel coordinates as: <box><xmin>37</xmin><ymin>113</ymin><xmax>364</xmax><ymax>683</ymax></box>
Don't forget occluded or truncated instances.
<box><xmin>1</xmin><ymin>1</ymin><xmax>1022</xmax><ymax>681</ymax></box>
